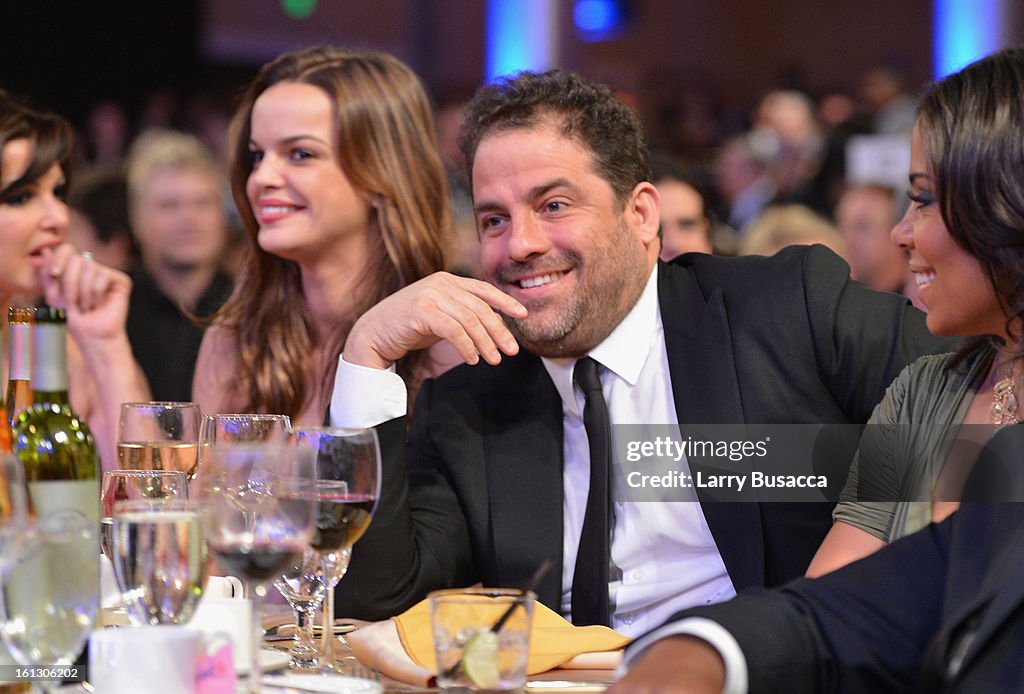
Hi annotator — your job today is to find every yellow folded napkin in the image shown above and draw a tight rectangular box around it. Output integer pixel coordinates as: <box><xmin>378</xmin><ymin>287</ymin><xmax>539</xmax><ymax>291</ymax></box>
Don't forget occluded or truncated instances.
<box><xmin>400</xmin><ymin>595</ymin><xmax>629</xmax><ymax>674</ymax></box>
<box><xmin>347</xmin><ymin>597</ymin><xmax>629</xmax><ymax>687</ymax></box>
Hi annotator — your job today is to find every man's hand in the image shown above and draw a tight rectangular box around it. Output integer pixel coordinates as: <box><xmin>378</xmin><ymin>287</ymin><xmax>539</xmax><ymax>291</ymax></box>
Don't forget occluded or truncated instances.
<box><xmin>607</xmin><ymin>637</ymin><xmax>726</xmax><ymax>694</ymax></box>
<box><xmin>344</xmin><ymin>271</ymin><xmax>527</xmax><ymax>369</ymax></box>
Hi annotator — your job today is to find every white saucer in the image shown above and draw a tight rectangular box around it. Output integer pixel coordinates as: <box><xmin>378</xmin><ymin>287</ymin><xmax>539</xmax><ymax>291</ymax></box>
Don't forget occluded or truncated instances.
<box><xmin>262</xmin><ymin>672</ymin><xmax>383</xmax><ymax>693</ymax></box>
<box><xmin>238</xmin><ymin>649</ymin><xmax>292</xmax><ymax>675</ymax></box>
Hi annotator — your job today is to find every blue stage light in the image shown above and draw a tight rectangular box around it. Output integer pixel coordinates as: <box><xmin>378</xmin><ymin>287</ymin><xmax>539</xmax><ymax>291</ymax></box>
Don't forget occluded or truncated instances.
<box><xmin>574</xmin><ymin>0</ymin><xmax>629</xmax><ymax>42</ymax></box>
<box><xmin>934</xmin><ymin>0</ymin><xmax>1001</xmax><ymax>78</ymax></box>
<box><xmin>486</xmin><ymin>0</ymin><xmax>556</xmax><ymax>80</ymax></box>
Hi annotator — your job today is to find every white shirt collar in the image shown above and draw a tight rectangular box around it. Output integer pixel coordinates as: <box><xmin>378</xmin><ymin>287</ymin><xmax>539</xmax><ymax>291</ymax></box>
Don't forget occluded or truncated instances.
<box><xmin>541</xmin><ymin>264</ymin><xmax>661</xmax><ymax>417</ymax></box>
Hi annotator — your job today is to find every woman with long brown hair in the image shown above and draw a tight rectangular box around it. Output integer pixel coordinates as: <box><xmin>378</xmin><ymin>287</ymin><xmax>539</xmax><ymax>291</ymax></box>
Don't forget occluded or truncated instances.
<box><xmin>194</xmin><ymin>46</ymin><xmax>454</xmax><ymax>423</ymax></box>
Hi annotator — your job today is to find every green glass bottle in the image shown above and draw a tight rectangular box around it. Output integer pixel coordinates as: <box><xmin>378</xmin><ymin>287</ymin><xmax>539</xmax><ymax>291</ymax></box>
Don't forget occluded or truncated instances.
<box><xmin>6</xmin><ymin>307</ymin><xmax>99</xmax><ymax>666</ymax></box>
<box><xmin>11</xmin><ymin>305</ymin><xmax>99</xmax><ymax>601</ymax></box>
<box><xmin>14</xmin><ymin>307</ymin><xmax>97</xmax><ymax>487</ymax></box>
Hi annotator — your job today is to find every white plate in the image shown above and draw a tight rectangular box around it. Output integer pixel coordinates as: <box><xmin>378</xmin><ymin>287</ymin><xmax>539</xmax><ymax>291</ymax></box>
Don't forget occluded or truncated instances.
<box><xmin>239</xmin><ymin>649</ymin><xmax>291</xmax><ymax>675</ymax></box>
<box><xmin>262</xmin><ymin>672</ymin><xmax>383</xmax><ymax>693</ymax></box>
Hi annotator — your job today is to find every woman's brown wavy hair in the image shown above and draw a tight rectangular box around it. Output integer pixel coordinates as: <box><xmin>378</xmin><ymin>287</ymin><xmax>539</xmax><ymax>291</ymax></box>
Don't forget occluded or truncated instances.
<box><xmin>215</xmin><ymin>46</ymin><xmax>451</xmax><ymax>417</ymax></box>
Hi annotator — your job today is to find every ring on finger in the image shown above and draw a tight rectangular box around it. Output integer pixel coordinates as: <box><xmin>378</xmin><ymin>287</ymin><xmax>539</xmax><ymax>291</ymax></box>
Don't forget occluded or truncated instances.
<box><xmin>79</xmin><ymin>250</ymin><xmax>94</xmax><ymax>261</ymax></box>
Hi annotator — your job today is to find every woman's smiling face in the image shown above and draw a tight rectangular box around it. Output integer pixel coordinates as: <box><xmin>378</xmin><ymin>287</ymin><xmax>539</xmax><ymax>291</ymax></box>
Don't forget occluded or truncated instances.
<box><xmin>891</xmin><ymin>124</ymin><xmax>1007</xmax><ymax>340</ymax></box>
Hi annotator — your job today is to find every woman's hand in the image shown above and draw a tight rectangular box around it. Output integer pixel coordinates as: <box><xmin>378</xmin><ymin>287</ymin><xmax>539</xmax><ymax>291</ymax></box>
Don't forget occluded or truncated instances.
<box><xmin>38</xmin><ymin>243</ymin><xmax>132</xmax><ymax>345</ymax></box>
<box><xmin>38</xmin><ymin>242</ymin><xmax>151</xmax><ymax>472</ymax></box>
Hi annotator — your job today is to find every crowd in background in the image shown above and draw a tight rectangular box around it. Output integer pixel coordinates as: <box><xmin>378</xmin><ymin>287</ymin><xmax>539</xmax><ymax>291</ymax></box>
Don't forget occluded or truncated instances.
<box><xmin>60</xmin><ymin>57</ymin><xmax>924</xmax><ymax>310</ymax></box>
<box><xmin>9</xmin><ymin>34</ymin><xmax>1024</xmax><ymax>690</ymax></box>
<box><xmin>29</xmin><ymin>53</ymin><xmax>928</xmax><ymax>473</ymax></box>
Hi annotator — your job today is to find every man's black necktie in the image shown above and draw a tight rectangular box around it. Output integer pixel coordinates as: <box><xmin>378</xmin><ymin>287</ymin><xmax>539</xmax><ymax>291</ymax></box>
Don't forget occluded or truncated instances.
<box><xmin>571</xmin><ymin>356</ymin><xmax>612</xmax><ymax>626</ymax></box>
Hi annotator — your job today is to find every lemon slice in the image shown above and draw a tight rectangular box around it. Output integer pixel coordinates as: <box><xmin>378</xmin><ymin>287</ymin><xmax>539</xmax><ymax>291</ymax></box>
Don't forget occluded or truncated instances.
<box><xmin>461</xmin><ymin>629</ymin><xmax>500</xmax><ymax>689</ymax></box>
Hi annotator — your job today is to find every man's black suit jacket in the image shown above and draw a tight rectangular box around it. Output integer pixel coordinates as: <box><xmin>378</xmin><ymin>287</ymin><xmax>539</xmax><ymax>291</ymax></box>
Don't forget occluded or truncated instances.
<box><xmin>670</xmin><ymin>424</ymin><xmax>1024</xmax><ymax>692</ymax></box>
<box><xmin>337</xmin><ymin>246</ymin><xmax>952</xmax><ymax>620</ymax></box>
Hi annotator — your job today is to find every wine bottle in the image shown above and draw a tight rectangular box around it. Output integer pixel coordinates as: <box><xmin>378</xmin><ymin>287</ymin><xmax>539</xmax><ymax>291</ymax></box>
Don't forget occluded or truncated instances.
<box><xmin>11</xmin><ymin>306</ymin><xmax>99</xmax><ymax>627</ymax></box>
<box><xmin>6</xmin><ymin>307</ymin><xmax>33</xmax><ymax>429</ymax></box>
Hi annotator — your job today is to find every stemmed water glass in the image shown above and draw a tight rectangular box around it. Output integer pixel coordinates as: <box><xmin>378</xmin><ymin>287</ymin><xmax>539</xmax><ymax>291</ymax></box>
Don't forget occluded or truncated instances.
<box><xmin>290</xmin><ymin>427</ymin><xmax>380</xmax><ymax>673</ymax></box>
<box><xmin>109</xmin><ymin>498</ymin><xmax>208</xmax><ymax>626</ymax></box>
<box><xmin>273</xmin><ymin>546</ymin><xmax>330</xmax><ymax>669</ymax></box>
<box><xmin>117</xmin><ymin>402</ymin><xmax>201</xmax><ymax>480</ymax></box>
<box><xmin>200</xmin><ymin>441</ymin><xmax>316</xmax><ymax>693</ymax></box>
<box><xmin>199</xmin><ymin>413</ymin><xmax>291</xmax><ymax>590</ymax></box>
<box><xmin>100</xmin><ymin>469</ymin><xmax>189</xmax><ymax>560</ymax></box>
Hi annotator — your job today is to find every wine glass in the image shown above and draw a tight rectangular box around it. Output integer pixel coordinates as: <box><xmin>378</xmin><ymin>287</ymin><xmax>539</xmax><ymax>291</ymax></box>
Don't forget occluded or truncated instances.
<box><xmin>290</xmin><ymin>427</ymin><xmax>380</xmax><ymax>673</ymax></box>
<box><xmin>273</xmin><ymin>546</ymin><xmax>330</xmax><ymax>670</ymax></box>
<box><xmin>117</xmin><ymin>402</ymin><xmax>201</xmax><ymax>480</ymax></box>
<box><xmin>0</xmin><ymin>454</ymin><xmax>30</xmax><ymax>571</ymax></box>
<box><xmin>100</xmin><ymin>469</ymin><xmax>189</xmax><ymax>560</ymax></box>
<box><xmin>109</xmin><ymin>498</ymin><xmax>208</xmax><ymax>626</ymax></box>
<box><xmin>201</xmin><ymin>413</ymin><xmax>291</xmax><ymax>446</ymax></box>
<box><xmin>200</xmin><ymin>442</ymin><xmax>316</xmax><ymax>693</ymax></box>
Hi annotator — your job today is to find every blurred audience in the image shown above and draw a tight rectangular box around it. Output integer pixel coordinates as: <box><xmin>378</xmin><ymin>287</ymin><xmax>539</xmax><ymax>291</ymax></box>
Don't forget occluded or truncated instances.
<box><xmin>751</xmin><ymin>89</ymin><xmax>826</xmax><ymax>208</ymax></box>
<box><xmin>124</xmin><ymin>129</ymin><xmax>232</xmax><ymax>402</ymax></box>
<box><xmin>650</xmin><ymin>151</ymin><xmax>718</xmax><ymax>259</ymax></box>
<box><xmin>860</xmin><ymin>61</ymin><xmax>918</xmax><ymax>135</ymax></box>
<box><xmin>739</xmin><ymin>204</ymin><xmax>845</xmax><ymax>259</ymax></box>
<box><xmin>82</xmin><ymin>100</ymin><xmax>130</xmax><ymax>168</ymax></box>
<box><xmin>714</xmin><ymin>134</ymin><xmax>777</xmax><ymax>234</ymax></box>
<box><xmin>66</xmin><ymin>165</ymin><xmax>137</xmax><ymax>272</ymax></box>
<box><xmin>834</xmin><ymin>183</ymin><xmax>923</xmax><ymax>308</ymax></box>
<box><xmin>434</xmin><ymin>87</ymin><xmax>479</xmax><ymax>277</ymax></box>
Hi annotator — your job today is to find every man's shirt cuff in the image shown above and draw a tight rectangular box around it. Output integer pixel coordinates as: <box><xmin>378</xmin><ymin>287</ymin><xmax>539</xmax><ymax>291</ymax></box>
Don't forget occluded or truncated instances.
<box><xmin>329</xmin><ymin>355</ymin><xmax>408</xmax><ymax>428</ymax></box>
<box><xmin>618</xmin><ymin>617</ymin><xmax>748</xmax><ymax>694</ymax></box>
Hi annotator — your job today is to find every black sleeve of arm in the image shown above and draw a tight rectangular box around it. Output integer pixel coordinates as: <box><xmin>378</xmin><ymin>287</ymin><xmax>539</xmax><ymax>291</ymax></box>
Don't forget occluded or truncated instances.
<box><xmin>334</xmin><ymin>379</ymin><xmax>476</xmax><ymax>620</ymax></box>
<box><xmin>802</xmin><ymin>245</ymin><xmax>957</xmax><ymax>421</ymax></box>
<box><xmin>670</xmin><ymin>517</ymin><xmax>952</xmax><ymax>693</ymax></box>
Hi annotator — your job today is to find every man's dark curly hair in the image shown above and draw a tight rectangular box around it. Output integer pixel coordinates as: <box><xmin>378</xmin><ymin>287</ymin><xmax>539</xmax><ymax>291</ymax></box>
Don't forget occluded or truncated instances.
<box><xmin>457</xmin><ymin>69</ymin><xmax>651</xmax><ymax>206</ymax></box>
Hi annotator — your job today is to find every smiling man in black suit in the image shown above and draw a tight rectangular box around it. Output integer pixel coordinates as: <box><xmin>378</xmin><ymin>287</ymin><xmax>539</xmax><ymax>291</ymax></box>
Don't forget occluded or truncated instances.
<box><xmin>328</xmin><ymin>68</ymin><xmax>950</xmax><ymax>634</ymax></box>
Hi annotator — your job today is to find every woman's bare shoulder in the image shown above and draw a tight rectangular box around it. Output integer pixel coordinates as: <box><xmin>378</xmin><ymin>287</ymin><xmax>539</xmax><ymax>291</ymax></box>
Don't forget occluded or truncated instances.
<box><xmin>193</xmin><ymin>324</ymin><xmax>244</xmax><ymax>413</ymax></box>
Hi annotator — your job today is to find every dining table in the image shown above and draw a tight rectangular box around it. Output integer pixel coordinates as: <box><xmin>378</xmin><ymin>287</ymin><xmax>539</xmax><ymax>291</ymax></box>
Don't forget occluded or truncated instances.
<box><xmin>259</xmin><ymin>604</ymin><xmax>615</xmax><ymax>693</ymax></box>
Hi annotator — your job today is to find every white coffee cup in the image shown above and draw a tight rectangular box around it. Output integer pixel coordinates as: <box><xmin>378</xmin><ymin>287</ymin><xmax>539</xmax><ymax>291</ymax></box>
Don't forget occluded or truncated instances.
<box><xmin>204</xmin><ymin>575</ymin><xmax>244</xmax><ymax>599</ymax></box>
<box><xmin>189</xmin><ymin>596</ymin><xmax>253</xmax><ymax>671</ymax></box>
<box><xmin>90</xmin><ymin>626</ymin><xmax>218</xmax><ymax>694</ymax></box>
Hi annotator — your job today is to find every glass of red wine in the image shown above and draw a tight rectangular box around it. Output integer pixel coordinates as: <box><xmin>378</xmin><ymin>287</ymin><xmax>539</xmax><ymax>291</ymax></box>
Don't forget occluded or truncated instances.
<box><xmin>199</xmin><ymin>441</ymin><xmax>316</xmax><ymax>693</ymax></box>
<box><xmin>290</xmin><ymin>427</ymin><xmax>380</xmax><ymax>673</ymax></box>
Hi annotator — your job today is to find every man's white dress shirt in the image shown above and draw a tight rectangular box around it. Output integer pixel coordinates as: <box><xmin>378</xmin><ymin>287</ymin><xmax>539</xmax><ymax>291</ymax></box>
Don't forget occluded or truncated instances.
<box><xmin>330</xmin><ymin>266</ymin><xmax>736</xmax><ymax>639</ymax></box>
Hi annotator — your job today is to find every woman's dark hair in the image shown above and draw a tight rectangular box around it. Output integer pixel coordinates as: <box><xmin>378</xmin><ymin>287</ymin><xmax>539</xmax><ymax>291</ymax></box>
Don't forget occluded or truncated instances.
<box><xmin>917</xmin><ymin>46</ymin><xmax>1024</xmax><ymax>360</ymax></box>
<box><xmin>0</xmin><ymin>90</ymin><xmax>73</xmax><ymax>202</ymax></box>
